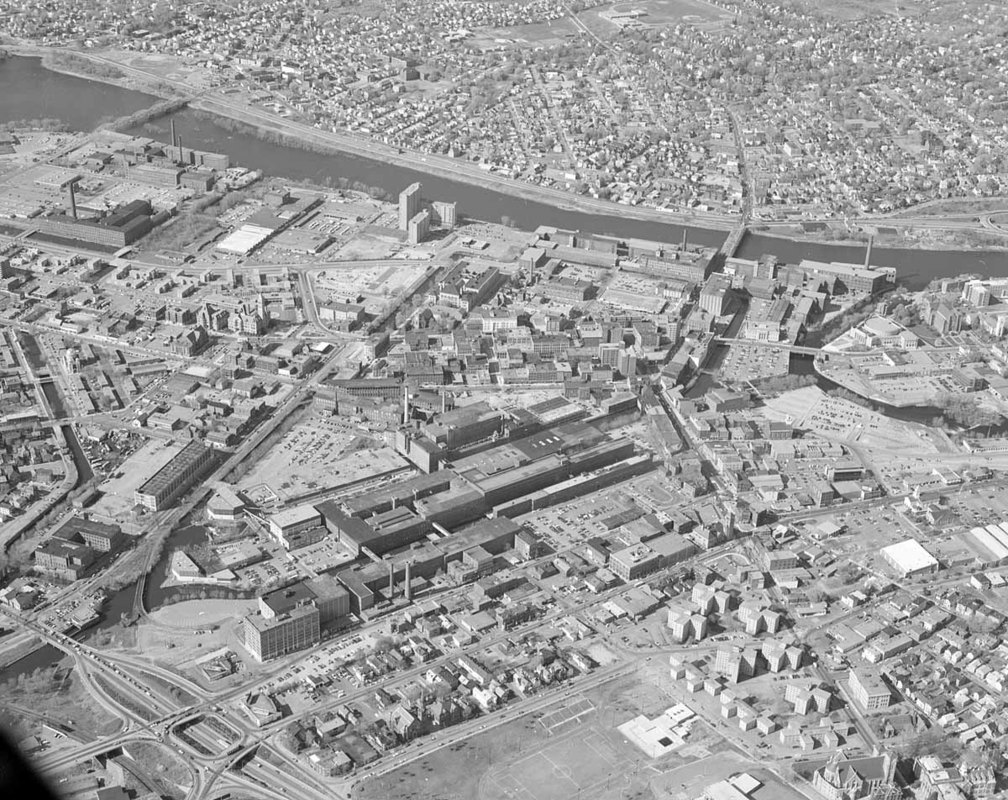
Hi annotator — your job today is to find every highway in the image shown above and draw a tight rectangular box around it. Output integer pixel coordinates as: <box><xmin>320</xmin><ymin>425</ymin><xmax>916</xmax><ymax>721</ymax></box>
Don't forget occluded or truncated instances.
<box><xmin>13</xmin><ymin>466</ymin><xmax>999</xmax><ymax>797</ymax></box>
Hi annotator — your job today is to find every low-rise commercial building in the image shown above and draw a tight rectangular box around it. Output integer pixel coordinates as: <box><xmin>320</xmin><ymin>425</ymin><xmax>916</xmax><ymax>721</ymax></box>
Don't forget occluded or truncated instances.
<box><xmin>848</xmin><ymin>667</ymin><xmax>891</xmax><ymax>711</ymax></box>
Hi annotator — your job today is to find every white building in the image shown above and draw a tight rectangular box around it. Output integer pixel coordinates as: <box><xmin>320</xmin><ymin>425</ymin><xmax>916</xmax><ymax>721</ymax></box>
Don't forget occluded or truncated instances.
<box><xmin>880</xmin><ymin>539</ymin><xmax>939</xmax><ymax>578</ymax></box>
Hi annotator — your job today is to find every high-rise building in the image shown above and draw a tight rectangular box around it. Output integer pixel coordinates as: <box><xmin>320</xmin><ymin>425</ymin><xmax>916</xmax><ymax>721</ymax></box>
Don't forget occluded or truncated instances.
<box><xmin>432</xmin><ymin>200</ymin><xmax>457</xmax><ymax>229</ymax></box>
<box><xmin>699</xmin><ymin>273</ymin><xmax>732</xmax><ymax>317</ymax></box>
<box><xmin>399</xmin><ymin>182</ymin><xmax>422</xmax><ymax>231</ymax></box>
<box><xmin>408</xmin><ymin>209</ymin><xmax>430</xmax><ymax>245</ymax></box>
<box><xmin>242</xmin><ymin>577</ymin><xmax>350</xmax><ymax>661</ymax></box>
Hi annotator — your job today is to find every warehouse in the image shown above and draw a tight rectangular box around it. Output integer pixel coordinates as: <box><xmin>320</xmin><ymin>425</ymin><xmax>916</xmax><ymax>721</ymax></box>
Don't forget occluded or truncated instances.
<box><xmin>880</xmin><ymin>539</ymin><xmax>939</xmax><ymax>578</ymax></box>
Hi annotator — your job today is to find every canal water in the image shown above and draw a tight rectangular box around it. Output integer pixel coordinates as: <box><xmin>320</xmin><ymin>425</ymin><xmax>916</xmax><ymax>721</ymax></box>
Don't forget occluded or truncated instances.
<box><xmin>0</xmin><ymin>643</ymin><xmax>70</xmax><ymax>685</ymax></box>
<box><xmin>0</xmin><ymin>525</ymin><xmax>210</xmax><ymax>684</ymax></box>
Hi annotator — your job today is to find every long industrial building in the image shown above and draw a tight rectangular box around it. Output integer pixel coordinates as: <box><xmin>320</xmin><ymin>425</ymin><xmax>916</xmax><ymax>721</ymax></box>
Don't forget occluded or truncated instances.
<box><xmin>35</xmin><ymin>199</ymin><xmax>155</xmax><ymax>248</ymax></box>
<box><xmin>134</xmin><ymin>440</ymin><xmax>216</xmax><ymax>511</ymax></box>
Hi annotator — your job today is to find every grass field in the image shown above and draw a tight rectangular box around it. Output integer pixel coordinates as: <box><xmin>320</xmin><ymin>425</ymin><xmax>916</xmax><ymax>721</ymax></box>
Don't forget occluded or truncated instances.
<box><xmin>787</xmin><ymin>0</ymin><xmax>923</xmax><ymax>19</ymax></box>
<box><xmin>484</xmin><ymin>729</ymin><xmax>634</xmax><ymax>800</ymax></box>
<box><xmin>470</xmin><ymin>17</ymin><xmax>580</xmax><ymax>47</ymax></box>
<box><xmin>607</xmin><ymin>0</ymin><xmax>729</xmax><ymax>24</ymax></box>
<box><xmin>356</xmin><ymin>670</ymin><xmax>731</xmax><ymax>800</ymax></box>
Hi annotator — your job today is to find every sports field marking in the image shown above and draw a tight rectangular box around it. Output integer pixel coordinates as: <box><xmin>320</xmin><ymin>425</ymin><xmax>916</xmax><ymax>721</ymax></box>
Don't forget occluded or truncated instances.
<box><xmin>538</xmin><ymin>694</ymin><xmax>596</xmax><ymax>733</ymax></box>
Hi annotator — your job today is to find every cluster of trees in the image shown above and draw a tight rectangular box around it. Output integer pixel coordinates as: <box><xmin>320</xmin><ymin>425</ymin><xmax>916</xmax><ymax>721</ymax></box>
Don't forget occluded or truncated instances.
<box><xmin>160</xmin><ymin>582</ymin><xmax>257</xmax><ymax>607</ymax></box>
<box><xmin>99</xmin><ymin>98</ymin><xmax>188</xmax><ymax>132</ymax></box>
<box><xmin>3</xmin><ymin>664</ymin><xmax>61</xmax><ymax>694</ymax></box>
<box><xmin>806</xmin><ymin>296</ymin><xmax>876</xmax><ymax>342</ymax></box>
<box><xmin>190</xmin><ymin>112</ymin><xmax>393</xmax><ymax>201</ymax></box>
<box><xmin>887</xmin><ymin>299</ymin><xmax>922</xmax><ymax>330</ymax></box>
<box><xmin>138</xmin><ymin>211</ymin><xmax>219</xmax><ymax>254</ymax></box>
<box><xmin>933</xmin><ymin>393</ymin><xmax>1005</xmax><ymax>431</ymax></box>
<box><xmin>827</xmin><ymin>386</ymin><xmax>873</xmax><ymax>410</ymax></box>
<box><xmin>753</xmin><ymin>373</ymin><xmax>816</xmax><ymax>394</ymax></box>
<box><xmin>0</xmin><ymin>118</ymin><xmax>69</xmax><ymax>133</ymax></box>
<box><xmin>181</xmin><ymin>541</ymin><xmax>221</xmax><ymax>573</ymax></box>
<box><xmin>47</xmin><ymin>51</ymin><xmax>124</xmax><ymax>81</ymax></box>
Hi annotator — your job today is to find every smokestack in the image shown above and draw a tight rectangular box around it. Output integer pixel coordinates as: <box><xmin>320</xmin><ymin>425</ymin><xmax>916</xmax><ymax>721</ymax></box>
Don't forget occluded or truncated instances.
<box><xmin>177</xmin><ymin>135</ymin><xmax>184</xmax><ymax>164</ymax></box>
<box><xmin>681</xmin><ymin>228</ymin><xmax>688</xmax><ymax>250</ymax></box>
<box><xmin>405</xmin><ymin>562</ymin><xmax>413</xmax><ymax>602</ymax></box>
<box><xmin>388</xmin><ymin>561</ymin><xmax>395</xmax><ymax>598</ymax></box>
<box><xmin>68</xmin><ymin>181</ymin><xmax>78</xmax><ymax>219</ymax></box>
<box><xmin>170</xmin><ymin>119</ymin><xmax>176</xmax><ymax>150</ymax></box>
<box><xmin>441</xmin><ymin>389</ymin><xmax>446</xmax><ymax>414</ymax></box>
<box><xmin>864</xmin><ymin>235</ymin><xmax>874</xmax><ymax>268</ymax></box>
<box><xmin>402</xmin><ymin>385</ymin><xmax>409</xmax><ymax>427</ymax></box>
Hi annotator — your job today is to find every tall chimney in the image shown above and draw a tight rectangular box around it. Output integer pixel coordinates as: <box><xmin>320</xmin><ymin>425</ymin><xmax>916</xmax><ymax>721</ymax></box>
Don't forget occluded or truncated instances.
<box><xmin>402</xmin><ymin>385</ymin><xmax>409</xmax><ymax>427</ymax></box>
<box><xmin>681</xmin><ymin>228</ymin><xmax>688</xmax><ymax>250</ymax></box>
<box><xmin>441</xmin><ymin>389</ymin><xmax>446</xmax><ymax>414</ymax></box>
<box><xmin>388</xmin><ymin>561</ymin><xmax>395</xmax><ymax>598</ymax></box>
<box><xmin>177</xmin><ymin>135</ymin><xmax>184</xmax><ymax>164</ymax></box>
<box><xmin>68</xmin><ymin>181</ymin><xmax>78</xmax><ymax>219</ymax></box>
<box><xmin>404</xmin><ymin>562</ymin><xmax>413</xmax><ymax>602</ymax></box>
<box><xmin>864</xmin><ymin>235</ymin><xmax>874</xmax><ymax>268</ymax></box>
<box><xmin>170</xmin><ymin>119</ymin><xmax>177</xmax><ymax>150</ymax></box>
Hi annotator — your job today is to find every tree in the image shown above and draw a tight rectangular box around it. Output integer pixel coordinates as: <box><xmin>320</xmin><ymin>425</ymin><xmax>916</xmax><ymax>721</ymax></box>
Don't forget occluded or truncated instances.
<box><xmin>894</xmin><ymin>728</ymin><xmax>963</xmax><ymax>761</ymax></box>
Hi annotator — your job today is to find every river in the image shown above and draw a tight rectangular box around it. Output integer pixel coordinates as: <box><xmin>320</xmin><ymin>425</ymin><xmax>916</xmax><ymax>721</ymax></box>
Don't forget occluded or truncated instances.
<box><xmin>738</xmin><ymin>232</ymin><xmax>1008</xmax><ymax>291</ymax></box>
<box><xmin>0</xmin><ymin>54</ymin><xmax>158</xmax><ymax>132</ymax></box>
<box><xmin>3</xmin><ymin>55</ymin><xmax>1007</xmax><ymax>277</ymax></box>
<box><xmin>3</xmin><ymin>52</ymin><xmax>1008</xmax><ymax>678</ymax></box>
<box><xmin>128</xmin><ymin>108</ymin><xmax>730</xmax><ymax>247</ymax></box>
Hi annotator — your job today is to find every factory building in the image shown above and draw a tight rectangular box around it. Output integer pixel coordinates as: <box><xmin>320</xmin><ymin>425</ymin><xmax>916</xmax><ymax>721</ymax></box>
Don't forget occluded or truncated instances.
<box><xmin>242</xmin><ymin>576</ymin><xmax>350</xmax><ymax>662</ymax></box>
<box><xmin>35</xmin><ymin>199</ymin><xmax>155</xmax><ymax>248</ymax></box>
<box><xmin>134</xmin><ymin>440</ymin><xmax>216</xmax><ymax>511</ymax></box>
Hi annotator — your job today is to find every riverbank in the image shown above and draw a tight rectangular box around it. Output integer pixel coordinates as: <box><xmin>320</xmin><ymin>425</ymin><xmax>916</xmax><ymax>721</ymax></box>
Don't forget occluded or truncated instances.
<box><xmin>14</xmin><ymin>43</ymin><xmax>1008</xmax><ymax>255</ymax></box>
<box><xmin>7</xmin><ymin>44</ymin><xmax>170</xmax><ymax>99</ymax></box>
<box><xmin>748</xmin><ymin>224</ymin><xmax>1008</xmax><ymax>254</ymax></box>
<box><xmin>4</xmin><ymin>49</ymin><xmax>1008</xmax><ymax>277</ymax></box>
<box><xmin>9</xmin><ymin>42</ymin><xmax>737</xmax><ymax>232</ymax></box>
<box><xmin>187</xmin><ymin>94</ymin><xmax>739</xmax><ymax>231</ymax></box>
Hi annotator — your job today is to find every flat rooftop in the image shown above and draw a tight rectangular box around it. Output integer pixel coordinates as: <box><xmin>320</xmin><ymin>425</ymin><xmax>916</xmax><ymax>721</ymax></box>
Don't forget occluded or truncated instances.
<box><xmin>136</xmin><ymin>440</ymin><xmax>210</xmax><ymax>497</ymax></box>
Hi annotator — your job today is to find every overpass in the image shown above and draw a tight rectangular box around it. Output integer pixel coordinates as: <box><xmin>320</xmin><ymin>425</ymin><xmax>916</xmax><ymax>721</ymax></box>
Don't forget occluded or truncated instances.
<box><xmin>713</xmin><ymin>336</ymin><xmax>826</xmax><ymax>357</ymax></box>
